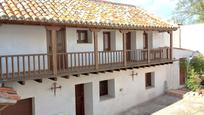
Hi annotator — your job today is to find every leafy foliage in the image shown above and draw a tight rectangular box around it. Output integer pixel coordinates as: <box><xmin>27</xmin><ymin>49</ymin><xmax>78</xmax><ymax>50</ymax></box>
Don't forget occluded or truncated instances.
<box><xmin>186</xmin><ymin>68</ymin><xmax>201</xmax><ymax>91</ymax></box>
<box><xmin>173</xmin><ymin>0</ymin><xmax>204</xmax><ymax>24</ymax></box>
<box><xmin>190</xmin><ymin>54</ymin><xmax>204</xmax><ymax>74</ymax></box>
<box><xmin>183</xmin><ymin>54</ymin><xmax>204</xmax><ymax>91</ymax></box>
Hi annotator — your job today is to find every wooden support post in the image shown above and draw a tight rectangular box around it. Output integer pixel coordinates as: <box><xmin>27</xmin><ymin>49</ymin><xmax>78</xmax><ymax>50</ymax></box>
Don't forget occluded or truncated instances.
<box><xmin>120</xmin><ymin>30</ymin><xmax>129</xmax><ymax>67</ymax></box>
<box><xmin>147</xmin><ymin>32</ymin><xmax>150</xmax><ymax>63</ymax></box>
<box><xmin>169</xmin><ymin>31</ymin><xmax>173</xmax><ymax>60</ymax></box>
<box><xmin>46</xmin><ymin>26</ymin><xmax>61</xmax><ymax>75</ymax></box>
<box><xmin>123</xmin><ymin>33</ymin><xmax>127</xmax><ymax>67</ymax></box>
<box><xmin>51</xmin><ymin>30</ymin><xmax>58</xmax><ymax>75</ymax></box>
<box><xmin>90</xmin><ymin>28</ymin><xmax>100</xmax><ymax>70</ymax></box>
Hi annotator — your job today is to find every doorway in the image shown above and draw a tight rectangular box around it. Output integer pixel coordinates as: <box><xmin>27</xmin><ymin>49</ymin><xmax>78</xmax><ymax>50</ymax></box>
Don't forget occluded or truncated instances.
<box><xmin>75</xmin><ymin>84</ymin><xmax>85</xmax><ymax>115</ymax></box>
<box><xmin>75</xmin><ymin>83</ymin><xmax>93</xmax><ymax>115</ymax></box>
<box><xmin>179</xmin><ymin>58</ymin><xmax>186</xmax><ymax>85</ymax></box>
<box><xmin>47</xmin><ymin>28</ymin><xmax>67</xmax><ymax>71</ymax></box>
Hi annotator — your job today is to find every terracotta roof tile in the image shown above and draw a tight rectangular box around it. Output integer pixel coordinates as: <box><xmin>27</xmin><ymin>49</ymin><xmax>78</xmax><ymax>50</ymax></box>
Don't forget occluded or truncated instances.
<box><xmin>0</xmin><ymin>87</ymin><xmax>20</xmax><ymax>104</ymax></box>
<box><xmin>0</xmin><ymin>0</ymin><xmax>178</xmax><ymax>30</ymax></box>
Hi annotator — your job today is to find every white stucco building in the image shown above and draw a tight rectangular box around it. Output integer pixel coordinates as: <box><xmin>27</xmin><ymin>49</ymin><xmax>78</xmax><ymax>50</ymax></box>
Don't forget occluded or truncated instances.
<box><xmin>175</xmin><ymin>23</ymin><xmax>204</xmax><ymax>54</ymax></box>
<box><xmin>0</xmin><ymin>0</ymin><xmax>184</xmax><ymax>115</ymax></box>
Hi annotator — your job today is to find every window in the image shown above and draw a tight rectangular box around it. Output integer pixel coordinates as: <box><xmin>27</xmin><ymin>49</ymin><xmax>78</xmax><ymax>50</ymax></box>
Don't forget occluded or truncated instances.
<box><xmin>100</xmin><ymin>80</ymin><xmax>108</xmax><ymax>96</ymax></box>
<box><xmin>103</xmin><ymin>32</ymin><xmax>111</xmax><ymax>51</ymax></box>
<box><xmin>145</xmin><ymin>72</ymin><xmax>155</xmax><ymax>88</ymax></box>
<box><xmin>143</xmin><ymin>32</ymin><xmax>148</xmax><ymax>49</ymax></box>
<box><xmin>99</xmin><ymin>79</ymin><xmax>115</xmax><ymax>101</ymax></box>
<box><xmin>77</xmin><ymin>30</ymin><xmax>88</xmax><ymax>43</ymax></box>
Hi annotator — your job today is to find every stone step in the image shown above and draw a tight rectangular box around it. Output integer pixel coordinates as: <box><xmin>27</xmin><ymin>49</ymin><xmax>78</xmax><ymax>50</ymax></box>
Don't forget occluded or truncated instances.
<box><xmin>166</xmin><ymin>89</ymin><xmax>187</xmax><ymax>98</ymax></box>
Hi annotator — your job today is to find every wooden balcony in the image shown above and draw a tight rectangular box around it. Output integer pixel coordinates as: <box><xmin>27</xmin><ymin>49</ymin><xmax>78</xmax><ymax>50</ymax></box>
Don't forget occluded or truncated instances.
<box><xmin>0</xmin><ymin>47</ymin><xmax>172</xmax><ymax>83</ymax></box>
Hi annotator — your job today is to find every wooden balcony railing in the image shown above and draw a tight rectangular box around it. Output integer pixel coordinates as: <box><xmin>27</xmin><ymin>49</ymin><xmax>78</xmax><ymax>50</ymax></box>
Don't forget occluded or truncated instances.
<box><xmin>0</xmin><ymin>47</ymin><xmax>172</xmax><ymax>82</ymax></box>
<box><xmin>0</xmin><ymin>53</ymin><xmax>52</xmax><ymax>81</ymax></box>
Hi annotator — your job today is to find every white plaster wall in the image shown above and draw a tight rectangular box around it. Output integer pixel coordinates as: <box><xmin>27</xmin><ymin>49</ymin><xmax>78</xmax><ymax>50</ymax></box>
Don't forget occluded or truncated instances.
<box><xmin>136</xmin><ymin>31</ymin><xmax>144</xmax><ymax>49</ymax></box>
<box><xmin>0</xmin><ymin>24</ymin><xmax>47</xmax><ymax>73</ymax></box>
<box><xmin>66</xmin><ymin>28</ymin><xmax>94</xmax><ymax>52</ymax></box>
<box><xmin>171</xmin><ymin>23</ymin><xmax>204</xmax><ymax>54</ymax></box>
<box><xmin>5</xmin><ymin>65</ymin><xmax>171</xmax><ymax>115</ymax></box>
<box><xmin>0</xmin><ymin>24</ymin><xmax>47</xmax><ymax>55</ymax></box>
<box><xmin>152</xmin><ymin>31</ymin><xmax>170</xmax><ymax>48</ymax></box>
<box><xmin>173</xmin><ymin>48</ymin><xmax>195</xmax><ymax>59</ymax></box>
<box><xmin>180</xmin><ymin>24</ymin><xmax>204</xmax><ymax>54</ymax></box>
<box><xmin>166</xmin><ymin>62</ymin><xmax>180</xmax><ymax>89</ymax></box>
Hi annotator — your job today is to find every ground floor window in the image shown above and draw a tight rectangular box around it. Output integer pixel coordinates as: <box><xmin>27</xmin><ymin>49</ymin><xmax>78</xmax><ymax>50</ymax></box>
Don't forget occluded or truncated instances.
<box><xmin>99</xmin><ymin>79</ymin><xmax>115</xmax><ymax>100</ymax></box>
<box><xmin>145</xmin><ymin>72</ymin><xmax>155</xmax><ymax>89</ymax></box>
<box><xmin>100</xmin><ymin>80</ymin><xmax>108</xmax><ymax>96</ymax></box>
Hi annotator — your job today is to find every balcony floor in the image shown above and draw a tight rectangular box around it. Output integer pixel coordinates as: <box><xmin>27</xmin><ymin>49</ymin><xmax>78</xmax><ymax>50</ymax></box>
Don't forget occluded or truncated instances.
<box><xmin>0</xmin><ymin>59</ymin><xmax>172</xmax><ymax>82</ymax></box>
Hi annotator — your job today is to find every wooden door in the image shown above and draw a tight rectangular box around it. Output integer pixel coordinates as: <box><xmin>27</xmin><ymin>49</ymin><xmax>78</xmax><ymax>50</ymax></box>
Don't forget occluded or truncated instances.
<box><xmin>56</xmin><ymin>28</ymin><xmax>67</xmax><ymax>70</ymax></box>
<box><xmin>47</xmin><ymin>28</ymin><xmax>67</xmax><ymax>71</ymax></box>
<box><xmin>143</xmin><ymin>32</ymin><xmax>148</xmax><ymax>49</ymax></box>
<box><xmin>0</xmin><ymin>98</ymin><xmax>32</xmax><ymax>115</ymax></box>
<box><xmin>180</xmin><ymin>59</ymin><xmax>186</xmax><ymax>85</ymax></box>
<box><xmin>126</xmin><ymin>32</ymin><xmax>131</xmax><ymax>61</ymax></box>
<box><xmin>103</xmin><ymin>32</ymin><xmax>111</xmax><ymax>51</ymax></box>
<box><xmin>75</xmin><ymin>84</ymin><xmax>85</xmax><ymax>115</ymax></box>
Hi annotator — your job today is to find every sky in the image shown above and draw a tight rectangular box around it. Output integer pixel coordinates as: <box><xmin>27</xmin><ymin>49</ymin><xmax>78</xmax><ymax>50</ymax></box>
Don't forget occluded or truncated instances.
<box><xmin>107</xmin><ymin>0</ymin><xmax>177</xmax><ymax>20</ymax></box>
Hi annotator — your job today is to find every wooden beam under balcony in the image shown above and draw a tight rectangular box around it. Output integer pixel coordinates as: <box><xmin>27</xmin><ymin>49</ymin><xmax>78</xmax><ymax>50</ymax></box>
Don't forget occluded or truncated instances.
<box><xmin>34</xmin><ymin>79</ymin><xmax>42</xmax><ymax>83</ymax></box>
<box><xmin>49</xmin><ymin>77</ymin><xmax>57</xmax><ymax>81</ymax></box>
<box><xmin>18</xmin><ymin>81</ymin><xmax>25</xmax><ymax>85</ymax></box>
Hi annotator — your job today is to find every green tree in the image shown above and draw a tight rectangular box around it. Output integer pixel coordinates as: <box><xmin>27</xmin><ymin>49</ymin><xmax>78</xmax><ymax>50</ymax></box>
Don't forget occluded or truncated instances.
<box><xmin>173</xmin><ymin>0</ymin><xmax>204</xmax><ymax>24</ymax></box>
<box><xmin>190</xmin><ymin>54</ymin><xmax>204</xmax><ymax>74</ymax></box>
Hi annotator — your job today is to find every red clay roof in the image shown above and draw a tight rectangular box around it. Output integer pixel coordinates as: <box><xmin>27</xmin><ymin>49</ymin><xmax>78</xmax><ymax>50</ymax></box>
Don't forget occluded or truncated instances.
<box><xmin>0</xmin><ymin>87</ymin><xmax>20</xmax><ymax>104</ymax></box>
<box><xmin>0</xmin><ymin>0</ymin><xmax>178</xmax><ymax>30</ymax></box>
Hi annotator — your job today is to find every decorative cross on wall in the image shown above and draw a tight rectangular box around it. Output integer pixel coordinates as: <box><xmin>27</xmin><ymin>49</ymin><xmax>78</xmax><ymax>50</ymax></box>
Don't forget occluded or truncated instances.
<box><xmin>130</xmin><ymin>71</ymin><xmax>138</xmax><ymax>81</ymax></box>
<box><xmin>51</xmin><ymin>82</ymin><xmax>62</xmax><ymax>96</ymax></box>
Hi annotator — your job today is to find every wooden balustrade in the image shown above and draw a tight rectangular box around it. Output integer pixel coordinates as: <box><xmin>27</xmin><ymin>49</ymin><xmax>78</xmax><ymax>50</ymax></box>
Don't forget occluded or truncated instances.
<box><xmin>99</xmin><ymin>50</ymin><xmax>123</xmax><ymax>64</ymax></box>
<box><xmin>0</xmin><ymin>54</ymin><xmax>51</xmax><ymax>81</ymax></box>
<box><xmin>57</xmin><ymin>52</ymin><xmax>95</xmax><ymax>73</ymax></box>
<box><xmin>149</xmin><ymin>47</ymin><xmax>170</xmax><ymax>61</ymax></box>
<box><xmin>126</xmin><ymin>49</ymin><xmax>148</xmax><ymax>65</ymax></box>
<box><xmin>0</xmin><ymin>47</ymin><xmax>172</xmax><ymax>82</ymax></box>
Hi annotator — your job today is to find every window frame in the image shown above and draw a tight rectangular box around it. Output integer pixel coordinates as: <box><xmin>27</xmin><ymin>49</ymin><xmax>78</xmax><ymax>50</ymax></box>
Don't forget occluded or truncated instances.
<box><xmin>145</xmin><ymin>72</ymin><xmax>154</xmax><ymax>89</ymax></box>
<box><xmin>77</xmin><ymin>30</ymin><xmax>88</xmax><ymax>43</ymax></box>
<box><xmin>99</xmin><ymin>80</ymin><xmax>108</xmax><ymax>96</ymax></box>
<box><xmin>103</xmin><ymin>32</ymin><xmax>111</xmax><ymax>51</ymax></box>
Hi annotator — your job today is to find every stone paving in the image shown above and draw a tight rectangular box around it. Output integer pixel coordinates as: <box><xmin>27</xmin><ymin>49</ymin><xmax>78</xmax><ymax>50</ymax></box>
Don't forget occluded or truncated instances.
<box><xmin>119</xmin><ymin>95</ymin><xmax>180</xmax><ymax>115</ymax></box>
<box><xmin>153</xmin><ymin>92</ymin><xmax>204</xmax><ymax>115</ymax></box>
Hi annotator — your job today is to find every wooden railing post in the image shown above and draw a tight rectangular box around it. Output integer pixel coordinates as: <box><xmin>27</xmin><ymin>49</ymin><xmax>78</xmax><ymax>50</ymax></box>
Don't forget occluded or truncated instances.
<box><xmin>0</xmin><ymin>56</ymin><xmax>2</xmax><ymax>80</ymax></box>
<box><xmin>169</xmin><ymin>31</ymin><xmax>173</xmax><ymax>60</ymax></box>
<box><xmin>120</xmin><ymin>30</ymin><xmax>129</xmax><ymax>67</ymax></box>
<box><xmin>46</xmin><ymin>26</ymin><xmax>61</xmax><ymax>75</ymax></box>
<box><xmin>90</xmin><ymin>28</ymin><xmax>100</xmax><ymax>70</ymax></box>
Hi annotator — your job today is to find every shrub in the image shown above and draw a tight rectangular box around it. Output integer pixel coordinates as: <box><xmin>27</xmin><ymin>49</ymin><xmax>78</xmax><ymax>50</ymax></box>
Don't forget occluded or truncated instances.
<box><xmin>186</xmin><ymin>68</ymin><xmax>201</xmax><ymax>91</ymax></box>
<box><xmin>190</xmin><ymin>54</ymin><xmax>204</xmax><ymax>74</ymax></box>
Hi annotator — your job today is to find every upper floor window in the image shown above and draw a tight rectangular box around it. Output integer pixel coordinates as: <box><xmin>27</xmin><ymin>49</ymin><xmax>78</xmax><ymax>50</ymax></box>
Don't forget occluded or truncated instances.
<box><xmin>103</xmin><ymin>32</ymin><xmax>111</xmax><ymax>51</ymax></box>
<box><xmin>77</xmin><ymin>30</ymin><xmax>88</xmax><ymax>43</ymax></box>
<box><xmin>145</xmin><ymin>72</ymin><xmax>155</xmax><ymax>89</ymax></box>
